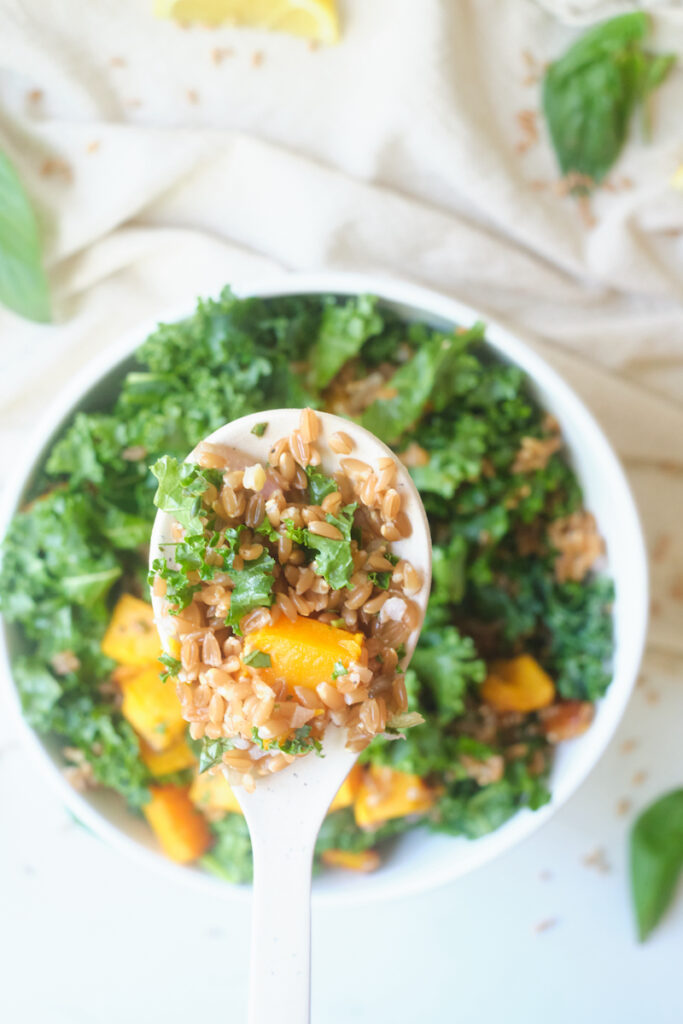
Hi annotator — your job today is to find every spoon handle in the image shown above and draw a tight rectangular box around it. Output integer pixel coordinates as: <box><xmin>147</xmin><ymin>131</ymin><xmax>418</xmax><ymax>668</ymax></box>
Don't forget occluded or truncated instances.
<box><xmin>248</xmin><ymin>831</ymin><xmax>315</xmax><ymax>1024</ymax></box>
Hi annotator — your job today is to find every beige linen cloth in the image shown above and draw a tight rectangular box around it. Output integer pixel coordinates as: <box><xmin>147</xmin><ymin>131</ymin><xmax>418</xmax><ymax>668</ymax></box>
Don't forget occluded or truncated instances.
<box><xmin>0</xmin><ymin>0</ymin><xmax>682</xmax><ymax>667</ymax></box>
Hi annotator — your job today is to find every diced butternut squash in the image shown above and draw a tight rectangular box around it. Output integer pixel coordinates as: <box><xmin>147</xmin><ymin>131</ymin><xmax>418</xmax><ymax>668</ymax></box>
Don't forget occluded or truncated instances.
<box><xmin>143</xmin><ymin>785</ymin><xmax>212</xmax><ymax>863</ymax></box>
<box><xmin>140</xmin><ymin>737</ymin><xmax>197</xmax><ymax>777</ymax></box>
<box><xmin>481</xmin><ymin>655</ymin><xmax>555</xmax><ymax>713</ymax></box>
<box><xmin>244</xmin><ymin>615</ymin><xmax>363</xmax><ymax>690</ymax></box>
<box><xmin>101</xmin><ymin>595</ymin><xmax>161</xmax><ymax>667</ymax></box>
<box><xmin>328</xmin><ymin>763</ymin><xmax>362</xmax><ymax>813</ymax></box>
<box><xmin>119</xmin><ymin>664</ymin><xmax>186</xmax><ymax>752</ymax></box>
<box><xmin>354</xmin><ymin>765</ymin><xmax>437</xmax><ymax>828</ymax></box>
<box><xmin>321</xmin><ymin>849</ymin><xmax>380</xmax><ymax>873</ymax></box>
<box><xmin>190</xmin><ymin>771</ymin><xmax>243</xmax><ymax>815</ymax></box>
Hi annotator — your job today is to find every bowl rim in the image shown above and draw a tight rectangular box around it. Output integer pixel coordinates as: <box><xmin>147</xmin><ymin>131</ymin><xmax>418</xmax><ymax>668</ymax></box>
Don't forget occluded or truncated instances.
<box><xmin>0</xmin><ymin>270</ymin><xmax>649</xmax><ymax>906</ymax></box>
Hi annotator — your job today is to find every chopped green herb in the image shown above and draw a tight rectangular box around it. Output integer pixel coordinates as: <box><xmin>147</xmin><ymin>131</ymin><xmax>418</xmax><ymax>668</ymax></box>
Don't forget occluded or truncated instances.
<box><xmin>243</xmin><ymin>649</ymin><xmax>272</xmax><ymax>668</ymax></box>
<box><xmin>225</xmin><ymin>550</ymin><xmax>276</xmax><ymax>634</ymax></box>
<box><xmin>368</xmin><ymin>570</ymin><xmax>392</xmax><ymax>590</ymax></box>
<box><xmin>199</xmin><ymin>737</ymin><xmax>237</xmax><ymax>774</ymax></box>
<box><xmin>251</xmin><ymin>422</ymin><xmax>268</xmax><ymax>437</ymax></box>
<box><xmin>279</xmin><ymin>725</ymin><xmax>323</xmax><ymax>757</ymax></box>
<box><xmin>332</xmin><ymin>659</ymin><xmax>348</xmax><ymax>679</ymax></box>
<box><xmin>330</xmin><ymin>618</ymin><xmax>346</xmax><ymax>628</ymax></box>
<box><xmin>159</xmin><ymin>654</ymin><xmax>181</xmax><ymax>682</ymax></box>
<box><xmin>305</xmin><ymin>465</ymin><xmax>338</xmax><ymax>505</ymax></box>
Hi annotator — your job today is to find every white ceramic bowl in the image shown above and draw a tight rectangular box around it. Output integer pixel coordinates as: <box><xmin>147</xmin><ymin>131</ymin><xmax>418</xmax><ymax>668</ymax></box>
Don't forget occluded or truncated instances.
<box><xmin>0</xmin><ymin>272</ymin><xmax>648</xmax><ymax>906</ymax></box>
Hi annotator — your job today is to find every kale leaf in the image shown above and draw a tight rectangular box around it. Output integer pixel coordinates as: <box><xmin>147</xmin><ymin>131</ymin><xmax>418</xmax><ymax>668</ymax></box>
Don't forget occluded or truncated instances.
<box><xmin>308</xmin><ymin>294</ymin><xmax>383</xmax><ymax>390</ymax></box>
<box><xmin>410</xmin><ymin>625</ymin><xmax>486</xmax><ymax>724</ymax></box>
<box><xmin>226</xmin><ymin>549</ymin><xmax>276</xmax><ymax>633</ymax></box>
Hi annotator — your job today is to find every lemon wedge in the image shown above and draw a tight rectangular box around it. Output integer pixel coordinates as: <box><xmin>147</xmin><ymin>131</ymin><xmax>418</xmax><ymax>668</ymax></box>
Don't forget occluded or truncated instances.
<box><xmin>155</xmin><ymin>0</ymin><xmax>339</xmax><ymax>43</ymax></box>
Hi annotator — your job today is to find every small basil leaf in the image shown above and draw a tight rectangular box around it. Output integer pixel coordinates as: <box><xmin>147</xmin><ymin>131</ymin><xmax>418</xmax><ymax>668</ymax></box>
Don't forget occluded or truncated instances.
<box><xmin>630</xmin><ymin>788</ymin><xmax>683</xmax><ymax>941</ymax></box>
<box><xmin>0</xmin><ymin>150</ymin><xmax>51</xmax><ymax>322</ymax></box>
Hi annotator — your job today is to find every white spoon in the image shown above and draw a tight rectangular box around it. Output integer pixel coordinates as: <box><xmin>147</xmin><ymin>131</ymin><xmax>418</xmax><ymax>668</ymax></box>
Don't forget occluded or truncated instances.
<box><xmin>150</xmin><ymin>409</ymin><xmax>432</xmax><ymax>1024</ymax></box>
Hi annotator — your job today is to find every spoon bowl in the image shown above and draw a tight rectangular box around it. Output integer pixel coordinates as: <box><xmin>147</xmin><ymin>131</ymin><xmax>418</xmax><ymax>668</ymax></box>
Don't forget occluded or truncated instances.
<box><xmin>149</xmin><ymin>408</ymin><xmax>432</xmax><ymax>1024</ymax></box>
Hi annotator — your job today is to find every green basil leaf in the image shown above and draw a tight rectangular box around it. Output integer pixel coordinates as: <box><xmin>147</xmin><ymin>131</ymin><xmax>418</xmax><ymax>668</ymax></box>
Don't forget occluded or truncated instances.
<box><xmin>630</xmin><ymin>788</ymin><xmax>683</xmax><ymax>941</ymax></box>
<box><xmin>542</xmin><ymin>12</ymin><xmax>675</xmax><ymax>185</ymax></box>
<box><xmin>0</xmin><ymin>150</ymin><xmax>51</xmax><ymax>322</ymax></box>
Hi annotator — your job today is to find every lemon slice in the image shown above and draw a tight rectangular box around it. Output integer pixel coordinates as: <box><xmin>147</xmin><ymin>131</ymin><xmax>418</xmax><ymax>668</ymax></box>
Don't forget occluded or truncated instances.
<box><xmin>155</xmin><ymin>0</ymin><xmax>339</xmax><ymax>43</ymax></box>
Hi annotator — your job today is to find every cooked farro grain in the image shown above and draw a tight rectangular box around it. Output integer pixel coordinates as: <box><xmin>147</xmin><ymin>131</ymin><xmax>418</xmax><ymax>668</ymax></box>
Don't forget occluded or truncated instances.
<box><xmin>153</xmin><ymin>408</ymin><xmax>423</xmax><ymax>785</ymax></box>
<box><xmin>329</xmin><ymin>430</ymin><xmax>354</xmax><ymax>454</ymax></box>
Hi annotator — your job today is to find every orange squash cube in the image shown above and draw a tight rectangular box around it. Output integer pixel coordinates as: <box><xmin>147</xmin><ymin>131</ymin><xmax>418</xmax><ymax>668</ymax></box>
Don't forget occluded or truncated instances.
<box><xmin>140</xmin><ymin>737</ymin><xmax>196</xmax><ymax>777</ymax></box>
<box><xmin>328</xmin><ymin>764</ymin><xmax>362</xmax><ymax>813</ymax></box>
<box><xmin>101</xmin><ymin>595</ymin><xmax>161</xmax><ymax>667</ymax></box>
<box><xmin>481</xmin><ymin>655</ymin><xmax>555</xmax><ymax>713</ymax></box>
<box><xmin>321</xmin><ymin>849</ymin><xmax>380</xmax><ymax>872</ymax></box>
<box><xmin>119</xmin><ymin>664</ymin><xmax>186</xmax><ymax>752</ymax></box>
<box><xmin>354</xmin><ymin>765</ymin><xmax>437</xmax><ymax>828</ymax></box>
<box><xmin>244</xmin><ymin>615</ymin><xmax>363</xmax><ymax>690</ymax></box>
<box><xmin>143</xmin><ymin>785</ymin><xmax>212</xmax><ymax>863</ymax></box>
<box><xmin>190</xmin><ymin>771</ymin><xmax>243</xmax><ymax>815</ymax></box>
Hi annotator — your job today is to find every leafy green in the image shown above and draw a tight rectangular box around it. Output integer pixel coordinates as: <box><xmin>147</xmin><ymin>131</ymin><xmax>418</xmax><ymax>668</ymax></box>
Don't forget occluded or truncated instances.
<box><xmin>226</xmin><ymin>549</ymin><xmax>276</xmax><ymax>633</ymax></box>
<box><xmin>544</xmin><ymin>576</ymin><xmax>614</xmax><ymax>700</ymax></box>
<box><xmin>199</xmin><ymin>737</ymin><xmax>237</xmax><ymax>773</ymax></box>
<box><xmin>305</xmin><ymin>465</ymin><xmax>338</xmax><ymax>505</ymax></box>
<box><xmin>251</xmin><ymin>421</ymin><xmax>268</xmax><ymax>437</ymax></box>
<box><xmin>432</xmin><ymin>761</ymin><xmax>550</xmax><ymax>839</ymax></box>
<box><xmin>542</xmin><ymin>12</ymin><xmax>676</xmax><ymax>185</ymax></box>
<box><xmin>243</xmin><ymin>649</ymin><xmax>272</xmax><ymax>668</ymax></box>
<box><xmin>410</xmin><ymin>625</ymin><xmax>486</xmax><ymax>724</ymax></box>
<box><xmin>332</xmin><ymin>659</ymin><xmax>348</xmax><ymax>679</ymax></box>
<box><xmin>630</xmin><ymin>789</ymin><xmax>683</xmax><ymax>941</ymax></box>
<box><xmin>202</xmin><ymin>815</ymin><xmax>253</xmax><ymax>884</ymax></box>
<box><xmin>288</xmin><ymin>503</ymin><xmax>358</xmax><ymax>591</ymax></box>
<box><xmin>0</xmin><ymin>150</ymin><xmax>50</xmax><ymax>322</ymax></box>
<box><xmin>279</xmin><ymin>725</ymin><xmax>323</xmax><ymax>757</ymax></box>
<box><xmin>315</xmin><ymin>807</ymin><xmax>418</xmax><ymax>856</ymax></box>
<box><xmin>151</xmin><ymin>457</ymin><xmax>221</xmax><ymax>535</ymax></box>
<box><xmin>431</xmin><ymin>534</ymin><xmax>467</xmax><ymax>605</ymax></box>
<box><xmin>361</xmin><ymin>323</ymin><xmax>484</xmax><ymax>443</ymax></box>
<box><xmin>159</xmin><ymin>653</ymin><xmax>181</xmax><ymax>682</ymax></box>
<box><xmin>0</xmin><ymin>286</ymin><xmax>614</xmax><ymax>849</ymax></box>
<box><xmin>308</xmin><ymin>295</ymin><xmax>383</xmax><ymax>389</ymax></box>
<box><xmin>12</xmin><ymin>657</ymin><xmax>62</xmax><ymax>729</ymax></box>
<box><xmin>367</xmin><ymin>570</ymin><xmax>392</xmax><ymax>590</ymax></box>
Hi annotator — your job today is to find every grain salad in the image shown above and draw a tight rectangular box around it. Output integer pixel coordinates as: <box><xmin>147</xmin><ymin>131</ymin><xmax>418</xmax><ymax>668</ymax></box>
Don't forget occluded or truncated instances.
<box><xmin>150</xmin><ymin>409</ymin><xmax>425</xmax><ymax>790</ymax></box>
<box><xmin>0</xmin><ymin>288</ymin><xmax>614</xmax><ymax>880</ymax></box>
